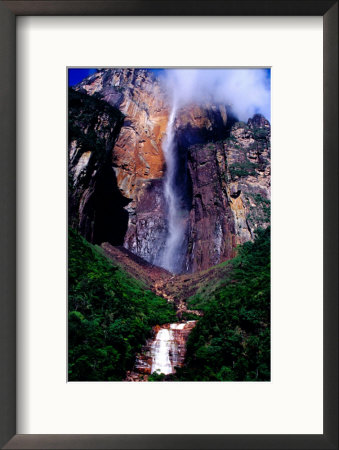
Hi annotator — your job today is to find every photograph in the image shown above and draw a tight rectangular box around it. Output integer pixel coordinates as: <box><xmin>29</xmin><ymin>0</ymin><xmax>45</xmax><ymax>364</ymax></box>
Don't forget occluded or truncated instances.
<box><xmin>68</xmin><ymin>67</ymin><xmax>271</xmax><ymax>382</ymax></box>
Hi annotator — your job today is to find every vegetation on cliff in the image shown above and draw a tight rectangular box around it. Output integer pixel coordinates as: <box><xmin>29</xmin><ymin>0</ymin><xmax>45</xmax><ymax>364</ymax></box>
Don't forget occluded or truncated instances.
<box><xmin>171</xmin><ymin>227</ymin><xmax>271</xmax><ymax>381</ymax></box>
<box><xmin>68</xmin><ymin>228</ymin><xmax>177</xmax><ymax>381</ymax></box>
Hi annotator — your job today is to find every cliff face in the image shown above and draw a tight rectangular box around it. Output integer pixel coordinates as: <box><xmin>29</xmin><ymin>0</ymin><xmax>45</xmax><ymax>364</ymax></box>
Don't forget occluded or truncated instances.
<box><xmin>68</xmin><ymin>89</ymin><xmax>126</xmax><ymax>245</ymax></box>
<box><xmin>75</xmin><ymin>69</ymin><xmax>169</xmax><ymax>202</ymax></box>
<box><xmin>74</xmin><ymin>69</ymin><xmax>170</xmax><ymax>265</ymax></box>
<box><xmin>123</xmin><ymin>178</ymin><xmax>168</xmax><ymax>265</ymax></box>
<box><xmin>226</xmin><ymin>114</ymin><xmax>271</xmax><ymax>244</ymax></box>
<box><xmin>182</xmin><ymin>115</ymin><xmax>270</xmax><ymax>271</ymax></box>
<box><xmin>185</xmin><ymin>142</ymin><xmax>236</xmax><ymax>272</ymax></box>
<box><xmin>153</xmin><ymin>107</ymin><xmax>270</xmax><ymax>273</ymax></box>
<box><xmin>69</xmin><ymin>69</ymin><xmax>270</xmax><ymax>273</ymax></box>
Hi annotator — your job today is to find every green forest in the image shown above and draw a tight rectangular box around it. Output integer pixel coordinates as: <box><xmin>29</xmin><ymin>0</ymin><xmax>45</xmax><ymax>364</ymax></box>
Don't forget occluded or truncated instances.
<box><xmin>68</xmin><ymin>228</ymin><xmax>177</xmax><ymax>381</ymax></box>
<box><xmin>171</xmin><ymin>227</ymin><xmax>271</xmax><ymax>381</ymax></box>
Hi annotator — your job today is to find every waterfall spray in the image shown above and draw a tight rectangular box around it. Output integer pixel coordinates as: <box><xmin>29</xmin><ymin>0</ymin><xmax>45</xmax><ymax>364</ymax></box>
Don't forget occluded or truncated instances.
<box><xmin>159</xmin><ymin>106</ymin><xmax>186</xmax><ymax>273</ymax></box>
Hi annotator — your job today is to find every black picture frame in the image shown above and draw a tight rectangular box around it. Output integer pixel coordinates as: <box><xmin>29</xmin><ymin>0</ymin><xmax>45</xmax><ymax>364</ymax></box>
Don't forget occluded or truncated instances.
<box><xmin>0</xmin><ymin>1</ymin><xmax>337</xmax><ymax>449</ymax></box>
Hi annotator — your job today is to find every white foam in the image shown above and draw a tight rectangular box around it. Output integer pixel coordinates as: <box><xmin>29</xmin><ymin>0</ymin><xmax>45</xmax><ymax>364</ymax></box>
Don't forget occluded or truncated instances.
<box><xmin>150</xmin><ymin>328</ymin><xmax>175</xmax><ymax>375</ymax></box>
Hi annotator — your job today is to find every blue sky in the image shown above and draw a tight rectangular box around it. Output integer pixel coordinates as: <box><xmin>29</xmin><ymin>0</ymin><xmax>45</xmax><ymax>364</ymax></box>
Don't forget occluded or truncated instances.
<box><xmin>68</xmin><ymin>68</ymin><xmax>271</xmax><ymax>88</ymax></box>
<box><xmin>68</xmin><ymin>68</ymin><xmax>98</xmax><ymax>86</ymax></box>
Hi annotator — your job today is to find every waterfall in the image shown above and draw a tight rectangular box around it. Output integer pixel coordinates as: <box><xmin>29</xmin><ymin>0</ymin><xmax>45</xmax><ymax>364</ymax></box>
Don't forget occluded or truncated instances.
<box><xmin>159</xmin><ymin>106</ymin><xmax>186</xmax><ymax>273</ymax></box>
<box><xmin>150</xmin><ymin>322</ymin><xmax>197</xmax><ymax>375</ymax></box>
<box><xmin>151</xmin><ymin>328</ymin><xmax>177</xmax><ymax>375</ymax></box>
<box><xmin>130</xmin><ymin>321</ymin><xmax>197</xmax><ymax>379</ymax></box>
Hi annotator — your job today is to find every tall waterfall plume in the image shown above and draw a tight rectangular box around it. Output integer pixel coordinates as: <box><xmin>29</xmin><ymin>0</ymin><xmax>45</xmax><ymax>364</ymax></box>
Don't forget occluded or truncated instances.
<box><xmin>159</xmin><ymin>106</ymin><xmax>187</xmax><ymax>273</ymax></box>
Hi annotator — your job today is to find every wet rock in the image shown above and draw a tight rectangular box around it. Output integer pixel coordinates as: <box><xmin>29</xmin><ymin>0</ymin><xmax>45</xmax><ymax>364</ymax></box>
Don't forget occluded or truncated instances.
<box><xmin>133</xmin><ymin>321</ymin><xmax>197</xmax><ymax>377</ymax></box>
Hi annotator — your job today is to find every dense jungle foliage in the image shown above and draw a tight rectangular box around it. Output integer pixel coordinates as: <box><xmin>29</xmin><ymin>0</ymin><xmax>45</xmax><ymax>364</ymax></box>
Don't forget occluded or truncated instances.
<box><xmin>68</xmin><ymin>228</ymin><xmax>177</xmax><ymax>381</ymax></box>
<box><xmin>171</xmin><ymin>227</ymin><xmax>271</xmax><ymax>381</ymax></box>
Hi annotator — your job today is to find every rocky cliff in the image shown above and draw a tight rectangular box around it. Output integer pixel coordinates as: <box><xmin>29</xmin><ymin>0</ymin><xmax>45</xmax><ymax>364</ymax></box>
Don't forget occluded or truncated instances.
<box><xmin>69</xmin><ymin>68</ymin><xmax>270</xmax><ymax>273</ymax></box>
<box><xmin>226</xmin><ymin>114</ymin><xmax>271</xmax><ymax>244</ymax></box>
<box><xmin>75</xmin><ymin>69</ymin><xmax>168</xmax><ymax>201</ymax></box>
<box><xmin>74</xmin><ymin>69</ymin><xmax>170</xmax><ymax>264</ymax></box>
<box><xmin>184</xmin><ymin>114</ymin><xmax>271</xmax><ymax>271</ymax></box>
<box><xmin>68</xmin><ymin>89</ymin><xmax>126</xmax><ymax>244</ymax></box>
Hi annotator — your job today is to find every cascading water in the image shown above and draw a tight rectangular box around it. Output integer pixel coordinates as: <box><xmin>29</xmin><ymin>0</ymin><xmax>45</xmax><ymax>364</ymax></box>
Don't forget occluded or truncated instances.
<box><xmin>150</xmin><ymin>323</ymin><xmax>193</xmax><ymax>375</ymax></box>
<box><xmin>130</xmin><ymin>321</ymin><xmax>197</xmax><ymax>379</ymax></box>
<box><xmin>150</xmin><ymin>327</ymin><xmax>178</xmax><ymax>375</ymax></box>
<box><xmin>159</xmin><ymin>106</ymin><xmax>187</xmax><ymax>273</ymax></box>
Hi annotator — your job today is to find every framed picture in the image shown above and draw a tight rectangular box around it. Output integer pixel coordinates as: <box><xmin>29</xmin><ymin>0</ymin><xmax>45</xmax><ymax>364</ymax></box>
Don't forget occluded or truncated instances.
<box><xmin>0</xmin><ymin>1</ymin><xmax>337</xmax><ymax>449</ymax></box>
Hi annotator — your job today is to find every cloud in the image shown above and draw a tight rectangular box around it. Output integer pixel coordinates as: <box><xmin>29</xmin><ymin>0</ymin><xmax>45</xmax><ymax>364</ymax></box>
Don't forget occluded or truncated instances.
<box><xmin>160</xmin><ymin>68</ymin><xmax>271</xmax><ymax>122</ymax></box>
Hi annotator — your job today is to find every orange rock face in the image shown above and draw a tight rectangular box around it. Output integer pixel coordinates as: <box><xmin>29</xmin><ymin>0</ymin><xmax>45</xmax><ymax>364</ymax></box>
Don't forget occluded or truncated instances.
<box><xmin>75</xmin><ymin>69</ymin><xmax>169</xmax><ymax>203</ymax></box>
<box><xmin>176</xmin><ymin>103</ymin><xmax>227</xmax><ymax>131</ymax></box>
